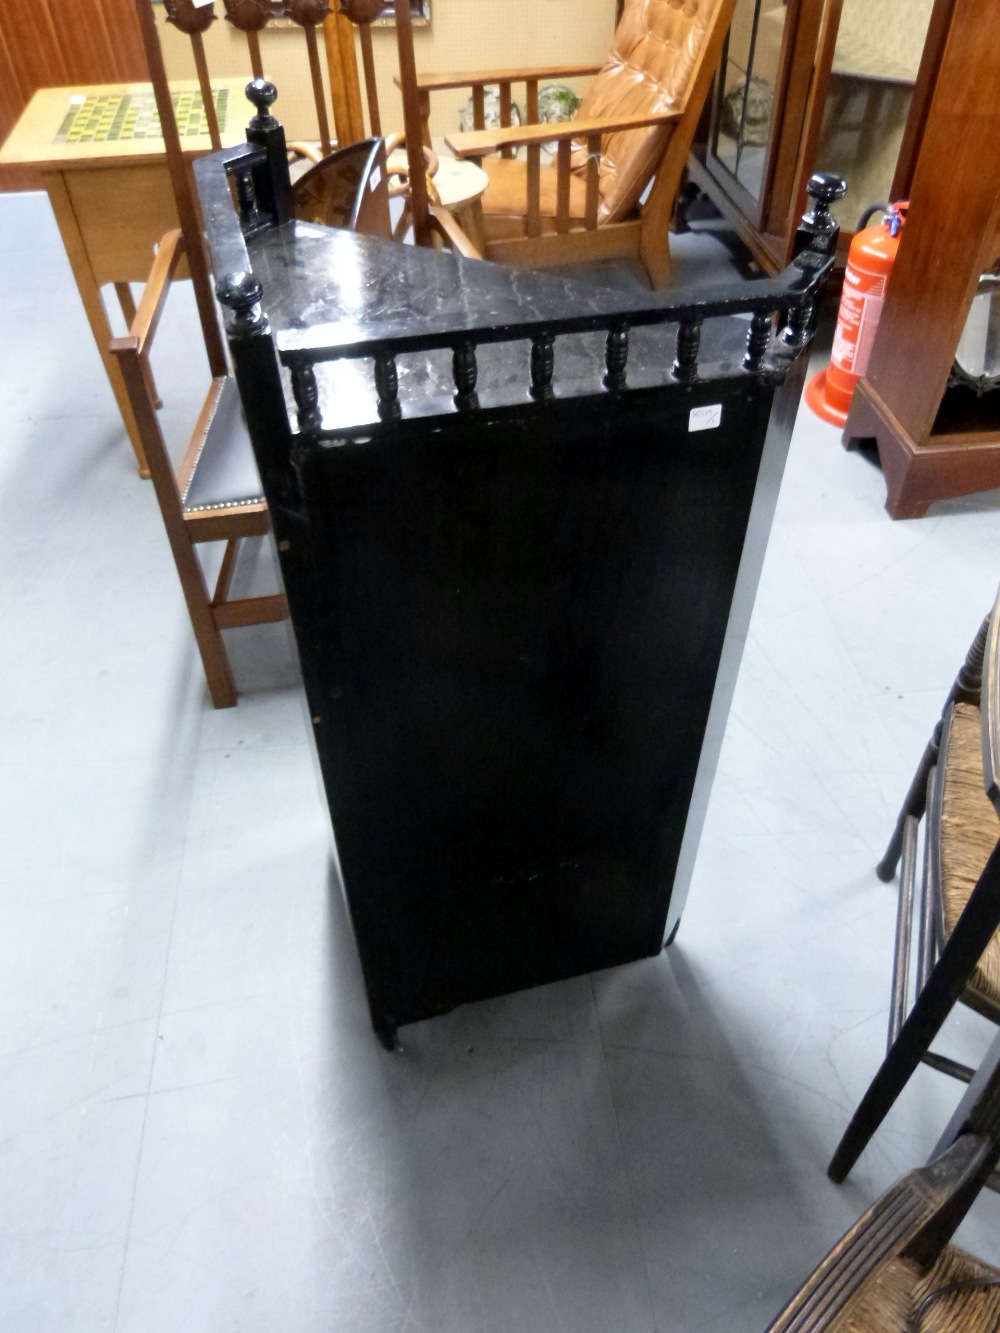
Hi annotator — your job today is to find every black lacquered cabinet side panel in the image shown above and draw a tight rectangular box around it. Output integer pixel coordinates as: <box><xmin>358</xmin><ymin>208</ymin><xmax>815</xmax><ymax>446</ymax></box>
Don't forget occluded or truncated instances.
<box><xmin>291</xmin><ymin>383</ymin><xmax>774</xmax><ymax>1035</ymax></box>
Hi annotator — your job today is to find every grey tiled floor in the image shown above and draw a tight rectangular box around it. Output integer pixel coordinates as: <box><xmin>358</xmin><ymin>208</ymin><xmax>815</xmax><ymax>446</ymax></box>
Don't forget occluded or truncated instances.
<box><xmin>3</xmin><ymin>190</ymin><xmax>1000</xmax><ymax>1332</ymax></box>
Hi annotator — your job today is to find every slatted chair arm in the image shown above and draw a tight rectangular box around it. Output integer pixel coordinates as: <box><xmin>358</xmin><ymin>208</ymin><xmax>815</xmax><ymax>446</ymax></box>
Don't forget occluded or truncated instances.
<box><xmin>121</xmin><ymin>229</ymin><xmax>188</xmax><ymax>358</ymax></box>
<box><xmin>399</xmin><ymin>64</ymin><xmax>604</xmax><ymax>95</ymax></box>
<box><xmin>427</xmin><ymin>205</ymin><xmax>484</xmax><ymax>260</ymax></box>
<box><xmin>446</xmin><ymin>109</ymin><xmax>684</xmax><ymax>158</ymax></box>
<box><xmin>767</xmin><ymin>1140</ymin><xmax>986</xmax><ymax>1332</ymax></box>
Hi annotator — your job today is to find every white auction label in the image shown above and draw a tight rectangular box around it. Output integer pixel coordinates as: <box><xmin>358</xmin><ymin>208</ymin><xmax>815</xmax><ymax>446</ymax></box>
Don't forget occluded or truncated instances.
<box><xmin>689</xmin><ymin>404</ymin><xmax>722</xmax><ymax>432</ymax></box>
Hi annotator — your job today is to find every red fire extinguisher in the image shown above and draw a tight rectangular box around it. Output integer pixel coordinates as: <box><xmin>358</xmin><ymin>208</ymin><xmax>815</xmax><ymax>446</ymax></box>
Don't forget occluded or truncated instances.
<box><xmin>806</xmin><ymin>200</ymin><xmax>908</xmax><ymax>427</ymax></box>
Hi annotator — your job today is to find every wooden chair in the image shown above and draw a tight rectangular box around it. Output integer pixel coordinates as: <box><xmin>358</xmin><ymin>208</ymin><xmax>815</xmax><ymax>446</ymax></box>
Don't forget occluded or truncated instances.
<box><xmin>828</xmin><ymin>583</ymin><xmax>1000</xmax><ymax>1183</ymax></box>
<box><xmin>111</xmin><ymin>229</ymin><xmax>288</xmax><ymax>709</ymax></box>
<box><xmin>292</xmin><ymin>136</ymin><xmax>392</xmax><ymax>236</ymax></box>
<box><xmin>111</xmin><ymin>91</ymin><xmax>402</xmax><ymax>707</ymax></box>
<box><xmin>768</xmin><ymin>1027</ymin><xmax>1000</xmax><ymax>1331</ymax></box>
<box><xmin>404</xmin><ymin>0</ymin><xmax>739</xmax><ymax>288</ymax></box>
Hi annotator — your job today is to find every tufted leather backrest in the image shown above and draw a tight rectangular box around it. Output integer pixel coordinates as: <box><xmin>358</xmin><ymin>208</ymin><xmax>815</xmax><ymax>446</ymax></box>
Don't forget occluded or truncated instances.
<box><xmin>575</xmin><ymin>0</ymin><xmax>732</xmax><ymax>224</ymax></box>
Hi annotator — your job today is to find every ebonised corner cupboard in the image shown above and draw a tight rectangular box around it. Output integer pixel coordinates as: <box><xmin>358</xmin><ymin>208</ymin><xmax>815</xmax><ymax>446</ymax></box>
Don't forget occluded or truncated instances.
<box><xmin>194</xmin><ymin>90</ymin><xmax>838</xmax><ymax>1047</ymax></box>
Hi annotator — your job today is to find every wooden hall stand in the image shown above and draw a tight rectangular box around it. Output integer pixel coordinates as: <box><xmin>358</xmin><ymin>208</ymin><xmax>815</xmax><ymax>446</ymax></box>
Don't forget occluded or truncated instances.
<box><xmin>841</xmin><ymin>0</ymin><xmax>1000</xmax><ymax>518</ymax></box>
<box><xmin>0</xmin><ymin>78</ymin><xmax>248</xmax><ymax>475</ymax></box>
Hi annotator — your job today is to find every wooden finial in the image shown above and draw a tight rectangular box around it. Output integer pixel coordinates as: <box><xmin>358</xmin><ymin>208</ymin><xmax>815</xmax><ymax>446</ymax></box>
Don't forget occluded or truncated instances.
<box><xmin>339</xmin><ymin>0</ymin><xmax>385</xmax><ymax>23</ymax></box>
<box><xmin>223</xmin><ymin>0</ymin><xmax>272</xmax><ymax>30</ymax></box>
<box><xmin>163</xmin><ymin>0</ymin><xmax>218</xmax><ymax>34</ymax></box>
<box><xmin>284</xmin><ymin>0</ymin><xmax>332</xmax><ymax>23</ymax></box>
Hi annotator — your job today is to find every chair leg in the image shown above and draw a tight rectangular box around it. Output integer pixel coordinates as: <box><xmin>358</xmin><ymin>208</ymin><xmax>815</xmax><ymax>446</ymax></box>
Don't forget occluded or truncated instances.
<box><xmin>638</xmin><ymin>167</ymin><xmax>675</xmax><ymax>291</ymax></box>
<box><xmin>188</xmin><ymin>583</ymin><xmax>239</xmax><ymax>709</ymax></box>
<box><xmin>877</xmin><ymin>616</ymin><xmax>990</xmax><ymax>881</ymax></box>
<box><xmin>828</xmin><ymin>842</ymin><xmax>1000</xmax><ymax>1183</ymax></box>
<box><xmin>172</xmin><ymin>540</ymin><xmax>239</xmax><ymax>709</ymax></box>
<box><xmin>877</xmin><ymin>726</ymin><xmax>943</xmax><ymax>882</ymax></box>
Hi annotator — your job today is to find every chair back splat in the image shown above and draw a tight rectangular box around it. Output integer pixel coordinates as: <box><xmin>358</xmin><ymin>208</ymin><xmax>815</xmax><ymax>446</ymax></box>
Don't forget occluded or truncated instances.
<box><xmin>150</xmin><ymin>0</ymin><xmax>445</xmax><ymax>242</ymax></box>
<box><xmin>161</xmin><ymin>0</ymin><xmax>357</xmax><ymax>154</ymax></box>
<box><xmin>196</xmin><ymin>120</ymin><xmax>841</xmax><ymax>1045</ymax></box>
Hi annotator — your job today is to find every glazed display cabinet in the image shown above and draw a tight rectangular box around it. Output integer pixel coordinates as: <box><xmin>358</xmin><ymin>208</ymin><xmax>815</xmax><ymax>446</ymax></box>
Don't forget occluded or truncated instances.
<box><xmin>689</xmin><ymin>0</ymin><xmax>947</xmax><ymax>272</ymax></box>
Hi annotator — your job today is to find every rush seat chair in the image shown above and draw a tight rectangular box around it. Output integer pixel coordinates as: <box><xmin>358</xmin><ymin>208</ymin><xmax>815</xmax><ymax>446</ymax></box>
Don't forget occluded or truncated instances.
<box><xmin>768</xmin><ymin>1026</ymin><xmax>1000</xmax><ymax>1331</ymax></box>
<box><xmin>828</xmin><ymin>583</ymin><xmax>1000</xmax><ymax>1183</ymax></box>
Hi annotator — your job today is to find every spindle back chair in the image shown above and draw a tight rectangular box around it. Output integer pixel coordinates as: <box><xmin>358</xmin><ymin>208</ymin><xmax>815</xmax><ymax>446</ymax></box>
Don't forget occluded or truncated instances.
<box><xmin>829</xmin><ymin>582</ymin><xmax>1000</xmax><ymax>1186</ymax></box>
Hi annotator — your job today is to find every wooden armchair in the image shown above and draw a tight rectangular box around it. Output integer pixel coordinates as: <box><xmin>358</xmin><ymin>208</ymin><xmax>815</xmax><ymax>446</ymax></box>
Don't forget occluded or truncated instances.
<box><xmin>768</xmin><ymin>1027</ymin><xmax>1000</xmax><ymax>1331</ymax></box>
<box><xmin>406</xmin><ymin>0</ymin><xmax>738</xmax><ymax>287</ymax></box>
<box><xmin>111</xmin><ymin>229</ymin><xmax>288</xmax><ymax>709</ymax></box>
<box><xmin>109</xmin><ymin>91</ymin><xmax>399</xmax><ymax>708</ymax></box>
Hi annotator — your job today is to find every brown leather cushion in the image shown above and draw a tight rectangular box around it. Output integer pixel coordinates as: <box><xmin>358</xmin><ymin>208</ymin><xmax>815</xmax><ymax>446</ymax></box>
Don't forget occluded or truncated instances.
<box><xmin>481</xmin><ymin>156</ymin><xmax>589</xmax><ymax>222</ymax></box>
<box><xmin>574</xmin><ymin>0</ymin><xmax>732</xmax><ymax>224</ymax></box>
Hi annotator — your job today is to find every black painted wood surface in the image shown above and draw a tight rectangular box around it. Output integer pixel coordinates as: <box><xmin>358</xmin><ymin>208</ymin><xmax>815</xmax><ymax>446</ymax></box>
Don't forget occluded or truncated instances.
<box><xmin>194</xmin><ymin>134</ymin><xmax>837</xmax><ymax>1044</ymax></box>
<box><xmin>292</xmin><ymin>377</ymin><xmax>774</xmax><ymax>1039</ymax></box>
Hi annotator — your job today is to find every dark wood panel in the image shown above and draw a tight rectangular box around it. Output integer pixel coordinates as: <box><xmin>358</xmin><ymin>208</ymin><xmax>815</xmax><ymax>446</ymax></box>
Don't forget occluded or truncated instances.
<box><xmin>0</xmin><ymin>0</ymin><xmax>148</xmax><ymax>190</ymax></box>
<box><xmin>864</xmin><ymin>0</ymin><xmax>1000</xmax><ymax>444</ymax></box>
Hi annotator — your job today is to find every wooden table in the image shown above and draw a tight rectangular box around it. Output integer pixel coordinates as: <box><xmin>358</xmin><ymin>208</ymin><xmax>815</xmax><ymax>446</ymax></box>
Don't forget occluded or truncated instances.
<box><xmin>0</xmin><ymin>79</ymin><xmax>249</xmax><ymax>474</ymax></box>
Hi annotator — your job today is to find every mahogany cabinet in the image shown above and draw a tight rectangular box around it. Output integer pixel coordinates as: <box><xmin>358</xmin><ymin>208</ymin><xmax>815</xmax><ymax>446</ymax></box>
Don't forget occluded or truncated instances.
<box><xmin>841</xmin><ymin>0</ymin><xmax>1000</xmax><ymax>517</ymax></box>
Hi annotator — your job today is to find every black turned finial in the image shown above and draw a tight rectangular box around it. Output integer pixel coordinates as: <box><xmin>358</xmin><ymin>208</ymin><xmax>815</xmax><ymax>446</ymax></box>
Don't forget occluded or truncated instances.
<box><xmin>216</xmin><ymin>270</ymin><xmax>264</xmax><ymax>333</ymax></box>
<box><xmin>245</xmin><ymin>78</ymin><xmax>278</xmax><ymax>129</ymax></box>
<box><xmin>794</xmin><ymin>172</ymin><xmax>847</xmax><ymax>260</ymax></box>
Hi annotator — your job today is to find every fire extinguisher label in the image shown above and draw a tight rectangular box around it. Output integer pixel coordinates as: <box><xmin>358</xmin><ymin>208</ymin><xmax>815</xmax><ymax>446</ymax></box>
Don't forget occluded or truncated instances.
<box><xmin>831</xmin><ymin>268</ymin><xmax>887</xmax><ymax>378</ymax></box>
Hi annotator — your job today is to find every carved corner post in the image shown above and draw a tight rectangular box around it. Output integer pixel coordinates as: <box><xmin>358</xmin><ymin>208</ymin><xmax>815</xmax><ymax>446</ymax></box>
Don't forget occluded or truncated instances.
<box><xmin>134</xmin><ymin>0</ymin><xmax>228</xmax><ymax>378</ymax></box>
<box><xmin>216</xmin><ymin>270</ymin><xmax>300</xmax><ymax>513</ymax></box>
<box><xmin>244</xmin><ymin>79</ymin><xmax>294</xmax><ymax>226</ymax></box>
